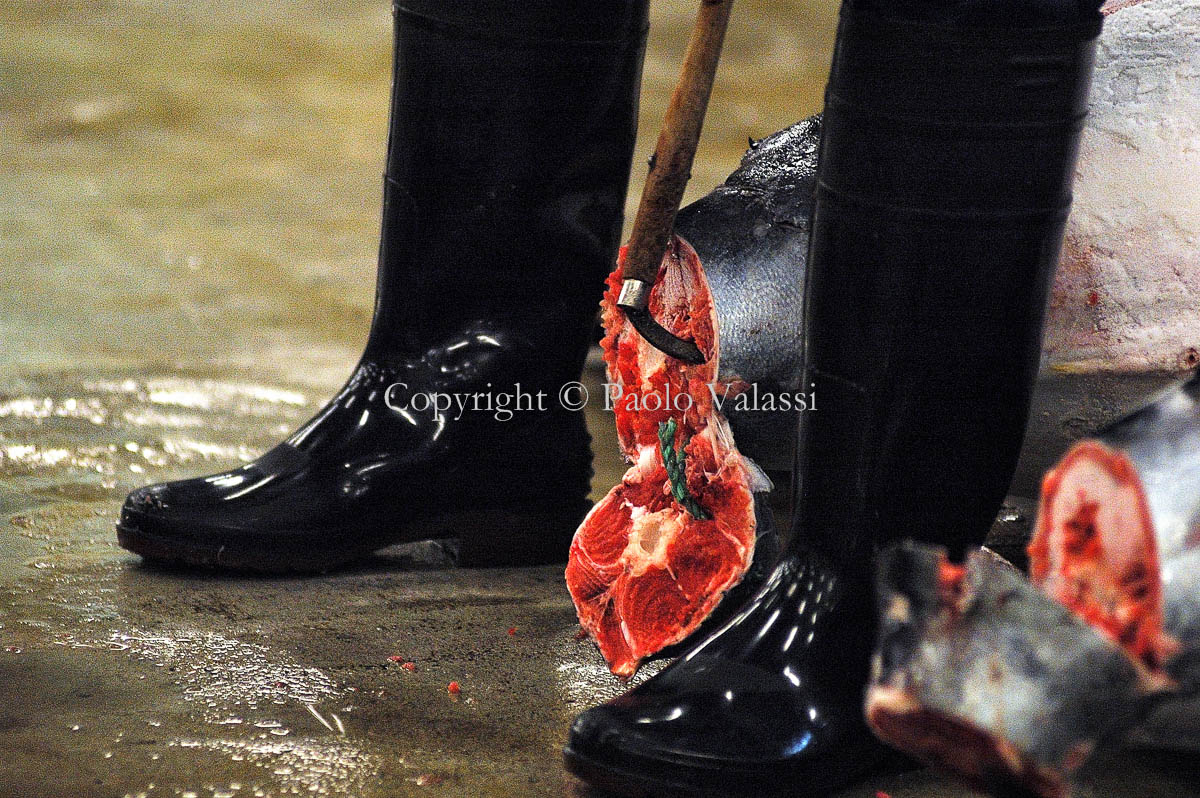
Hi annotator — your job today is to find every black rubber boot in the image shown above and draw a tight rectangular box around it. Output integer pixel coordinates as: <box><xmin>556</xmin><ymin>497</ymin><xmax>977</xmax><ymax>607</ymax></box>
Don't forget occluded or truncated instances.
<box><xmin>117</xmin><ymin>0</ymin><xmax>649</xmax><ymax>573</ymax></box>
<box><xmin>564</xmin><ymin>2</ymin><xmax>1103</xmax><ymax>795</ymax></box>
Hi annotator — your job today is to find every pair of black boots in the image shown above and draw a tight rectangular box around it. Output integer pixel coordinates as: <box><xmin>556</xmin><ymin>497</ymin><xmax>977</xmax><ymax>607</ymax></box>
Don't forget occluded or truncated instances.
<box><xmin>116</xmin><ymin>2</ymin><xmax>1103</xmax><ymax>796</ymax></box>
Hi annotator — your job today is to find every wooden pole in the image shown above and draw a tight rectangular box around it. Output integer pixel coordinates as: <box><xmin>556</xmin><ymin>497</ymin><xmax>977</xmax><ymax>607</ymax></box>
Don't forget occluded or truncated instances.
<box><xmin>622</xmin><ymin>0</ymin><xmax>734</xmax><ymax>286</ymax></box>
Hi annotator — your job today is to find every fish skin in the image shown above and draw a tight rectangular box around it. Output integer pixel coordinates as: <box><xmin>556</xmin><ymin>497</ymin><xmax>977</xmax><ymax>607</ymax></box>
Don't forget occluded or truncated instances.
<box><xmin>1094</xmin><ymin>371</ymin><xmax>1200</xmax><ymax>568</ymax></box>
<box><xmin>868</xmin><ymin>542</ymin><xmax>1161</xmax><ymax>798</ymax></box>
<box><xmin>882</xmin><ymin>372</ymin><xmax>1200</xmax><ymax>780</ymax></box>
<box><xmin>675</xmin><ymin>117</ymin><xmax>818</xmax><ymax>469</ymax></box>
<box><xmin>675</xmin><ymin>116</ymin><xmax>817</xmax><ymax>392</ymax></box>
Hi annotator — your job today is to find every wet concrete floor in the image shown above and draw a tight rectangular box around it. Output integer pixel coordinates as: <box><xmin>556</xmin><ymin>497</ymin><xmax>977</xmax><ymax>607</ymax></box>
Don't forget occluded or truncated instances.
<box><xmin>2</xmin><ymin>366</ymin><xmax>1198</xmax><ymax>798</ymax></box>
<box><xmin>2</xmin><ymin>1</ymin><xmax>1198</xmax><ymax>796</ymax></box>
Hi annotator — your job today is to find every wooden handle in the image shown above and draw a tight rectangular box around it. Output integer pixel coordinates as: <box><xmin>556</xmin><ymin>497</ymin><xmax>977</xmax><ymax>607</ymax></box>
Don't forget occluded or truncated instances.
<box><xmin>622</xmin><ymin>0</ymin><xmax>733</xmax><ymax>285</ymax></box>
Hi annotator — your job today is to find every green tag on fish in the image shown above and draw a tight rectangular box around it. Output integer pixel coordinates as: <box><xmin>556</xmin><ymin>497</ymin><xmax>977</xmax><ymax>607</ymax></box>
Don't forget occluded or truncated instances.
<box><xmin>658</xmin><ymin>418</ymin><xmax>710</xmax><ymax>521</ymax></box>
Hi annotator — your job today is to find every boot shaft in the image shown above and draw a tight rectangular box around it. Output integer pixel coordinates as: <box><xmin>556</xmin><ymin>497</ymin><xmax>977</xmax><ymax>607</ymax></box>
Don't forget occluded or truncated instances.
<box><xmin>795</xmin><ymin>1</ymin><xmax>1104</xmax><ymax>565</ymax></box>
<box><xmin>371</xmin><ymin>0</ymin><xmax>649</xmax><ymax>374</ymax></box>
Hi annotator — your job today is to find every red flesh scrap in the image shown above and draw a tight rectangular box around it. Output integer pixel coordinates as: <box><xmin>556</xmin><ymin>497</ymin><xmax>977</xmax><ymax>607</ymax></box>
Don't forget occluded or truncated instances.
<box><xmin>1028</xmin><ymin>440</ymin><xmax>1180</xmax><ymax>670</ymax></box>
<box><xmin>566</xmin><ymin>236</ymin><xmax>757</xmax><ymax>677</ymax></box>
<box><xmin>867</xmin><ymin>693</ymin><xmax>1070</xmax><ymax>798</ymax></box>
<box><xmin>938</xmin><ymin>560</ymin><xmax>968</xmax><ymax>611</ymax></box>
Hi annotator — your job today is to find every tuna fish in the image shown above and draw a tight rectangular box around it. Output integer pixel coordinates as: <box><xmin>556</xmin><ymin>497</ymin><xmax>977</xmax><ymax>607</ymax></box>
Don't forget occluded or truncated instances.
<box><xmin>1042</xmin><ymin>0</ymin><xmax>1200</xmax><ymax>376</ymax></box>
<box><xmin>1012</xmin><ymin>0</ymin><xmax>1200</xmax><ymax>494</ymax></box>
<box><xmin>1030</xmin><ymin>370</ymin><xmax>1200</xmax><ymax>684</ymax></box>
<box><xmin>867</xmin><ymin>373</ymin><xmax>1200</xmax><ymax>796</ymax></box>
<box><xmin>867</xmin><ymin>542</ymin><xmax>1166</xmax><ymax>798</ymax></box>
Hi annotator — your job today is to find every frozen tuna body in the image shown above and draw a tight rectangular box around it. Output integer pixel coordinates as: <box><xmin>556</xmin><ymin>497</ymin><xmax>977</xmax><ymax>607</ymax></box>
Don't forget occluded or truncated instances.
<box><xmin>653</xmin><ymin>1</ymin><xmax>1200</xmax><ymax>484</ymax></box>
<box><xmin>673</xmin><ymin>116</ymin><xmax>818</xmax><ymax>470</ymax></box>
<box><xmin>566</xmin><ymin>238</ymin><xmax>775</xmax><ymax>678</ymax></box>
<box><xmin>867</xmin><ymin>543</ymin><xmax>1162</xmax><ymax>798</ymax></box>
<box><xmin>1042</xmin><ymin>0</ymin><xmax>1200</xmax><ymax>376</ymax></box>
<box><xmin>1013</xmin><ymin>0</ymin><xmax>1200</xmax><ymax>494</ymax></box>
<box><xmin>676</xmin><ymin>116</ymin><xmax>817</xmax><ymax>393</ymax></box>
<box><xmin>673</xmin><ymin>8</ymin><xmax>1197</xmax><ymax>476</ymax></box>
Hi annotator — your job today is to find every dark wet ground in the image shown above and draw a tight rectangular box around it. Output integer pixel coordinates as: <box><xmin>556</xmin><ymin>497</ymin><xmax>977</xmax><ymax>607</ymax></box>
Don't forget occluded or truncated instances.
<box><xmin>2</xmin><ymin>366</ymin><xmax>1198</xmax><ymax>798</ymax></box>
<box><xmin>2</xmin><ymin>1</ymin><xmax>1198</xmax><ymax>796</ymax></box>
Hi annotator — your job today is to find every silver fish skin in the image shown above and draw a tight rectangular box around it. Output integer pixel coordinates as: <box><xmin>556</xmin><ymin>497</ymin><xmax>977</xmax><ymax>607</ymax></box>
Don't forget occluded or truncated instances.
<box><xmin>868</xmin><ymin>542</ymin><xmax>1159</xmax><ymax>798</ymax></box>
<box><xmin>675</xmin><ymin>116</ymin><xmax>817</xmax><ymax>391</ymax></box>
<box><xmin>675</xmin><ymin>116</ymin><xmax>818</xmax><ymax>469</ymax></box>
<box><xmin>1095</xmin><ymin>371</ymin><xmax>1200</xmax><ymax>568</ymax></box>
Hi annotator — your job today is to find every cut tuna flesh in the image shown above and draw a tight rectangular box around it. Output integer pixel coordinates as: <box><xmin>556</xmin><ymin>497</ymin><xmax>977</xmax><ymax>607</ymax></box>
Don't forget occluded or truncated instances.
<box><xmin>601</xmin><ymin>237</ymin><xmax>720</xmax><ymax>459</ymax></box>
<box><xmin>867</xmin><ymin>543</ymin><xmax>1163</xmax><ymax>798</ymax></box>
<box><xmin>1028</xmin><ymin>441</ymin><xmax>1176</xmax><ymax>670</ymax></box>
<box><xmin>1030</xmin><ymin>371</ymin><xmax>1200</xmax><ymax>679</ymax></box>
<box><xmin>566</xmin><ymin>236</ymin><xmax>766</xmax><ymax>678</ymax></box>
<box><xmin>565</xmin><ymin>423</ymin><xmax>760</xmax><ymax>677</ymax></box>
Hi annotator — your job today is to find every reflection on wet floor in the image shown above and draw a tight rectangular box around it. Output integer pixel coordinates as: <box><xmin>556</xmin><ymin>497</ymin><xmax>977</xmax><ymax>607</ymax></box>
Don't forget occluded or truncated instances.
<box><xmin>2</xmin><ymin>1</ymin><xmax>1198</xmax><ymax>796</ymax></box>
<box><xmin>0</xmin><ymin>366</ymin><xmax>665</xmax><ymax>797</ymax></box>
<box><xmin>3</xmin><ymin>380</ymin><xmax>1198</xmax><ymax>798</ymax></box>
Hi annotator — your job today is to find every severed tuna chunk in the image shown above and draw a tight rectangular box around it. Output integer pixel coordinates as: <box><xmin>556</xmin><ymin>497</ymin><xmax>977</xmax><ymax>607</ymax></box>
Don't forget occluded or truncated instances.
<box><xmin>566</xmin><ymin>237</ymin><xmax>773</xmax><ymax>678</ymax></box>
<box><xmin>868</xmin><ymin>374</ymin><xmax>1200</xmax><ymax>797</ymax></box>
<box><xmin>1030</xmin><ymin>371</ymin><xmax>1200</xmax><ymax>683</ymax></box>
<box><xmin>867</xmin><ymin>543</ymin><xmax>1164</xmax><ymax>798</ymax></box>
<box><xmin>1027</xmin><ymin>440</ymin><xmax>1179</xmax><ymax>671</ymax></box>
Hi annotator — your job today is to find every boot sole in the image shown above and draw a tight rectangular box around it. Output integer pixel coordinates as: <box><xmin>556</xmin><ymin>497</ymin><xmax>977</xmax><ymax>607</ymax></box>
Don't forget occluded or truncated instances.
<box><xmin>116</xmin><ymin>506</ymin><xmax>584</xmax><ymax>574</ymax></box>
<box><xmin>564</xmin><ymin>746</ymin><xmax>714</xmax><ymax>798</ymax></box>
<box><xmin>563</xmin><ymin>741</ymin><xmax>897</xmax><ymax>798</ymax></box>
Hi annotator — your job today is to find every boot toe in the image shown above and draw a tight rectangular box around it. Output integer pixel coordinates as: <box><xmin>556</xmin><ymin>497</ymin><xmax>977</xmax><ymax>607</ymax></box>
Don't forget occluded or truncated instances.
<box><xmin>119</xmin><ymin>477</ymin><xmax>219</xmax><ymax>541</ymax></box>
<box><xmin>565</xmin><ymin>703</ymin><xmax>713</xmax><ymax>798</ymax></box>
<box><xmin>566</xmin><ymin>692</ymin><xmax>792</xmax><ymax>798</ymax></box>
<box><xmin>117</xmin><ymin>475</ymin><xmax>259</xmax><ymax>569</ymax></box>
<box><xmin>121</xmin><ymin>482</ymin><xmax>168</xmax><ymax>520</ymax></box>
<box><xmin>567</xmin><ymin>705</ymin><xmax>624</xmax><ymax>759</ymax></box>
<box><xmin>565</xmin><ymin>588</ymin><xmax>893</xmax><ymax>798</ymax></box>
<box><xmin>114</xmin><ymin>457</ymin><xmax>355</xmax><ymax>572</ymax></box>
